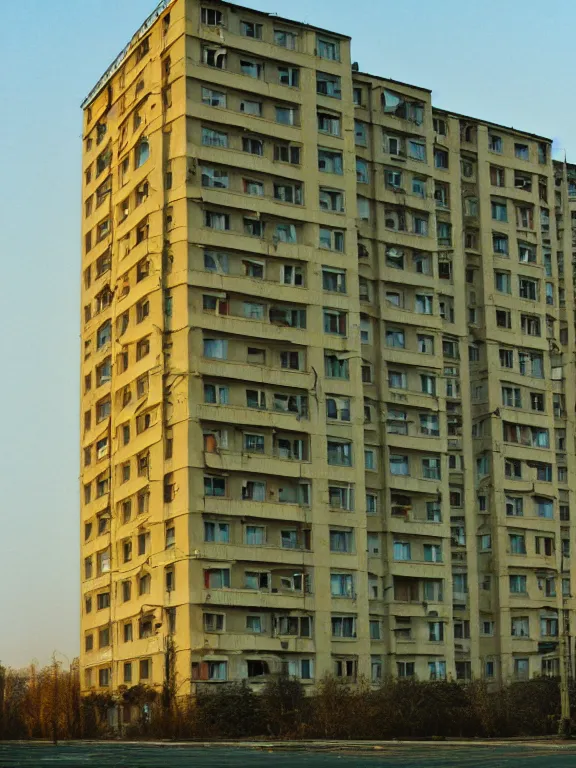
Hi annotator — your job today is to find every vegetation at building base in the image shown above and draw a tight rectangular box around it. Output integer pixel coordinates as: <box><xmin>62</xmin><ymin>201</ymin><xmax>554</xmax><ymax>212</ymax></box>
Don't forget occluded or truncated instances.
<box><xmin>0</xmin><ymin>661</ymin><xmax>573</xmax><ymax>740</ymax></box>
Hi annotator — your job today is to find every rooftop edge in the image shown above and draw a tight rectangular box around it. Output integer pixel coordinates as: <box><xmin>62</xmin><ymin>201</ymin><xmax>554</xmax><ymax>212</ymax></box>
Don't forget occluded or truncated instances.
<box><xmin>81</xmin><ymin>0</ymin><xmax>350</xmax><ymax>111</ymax></box>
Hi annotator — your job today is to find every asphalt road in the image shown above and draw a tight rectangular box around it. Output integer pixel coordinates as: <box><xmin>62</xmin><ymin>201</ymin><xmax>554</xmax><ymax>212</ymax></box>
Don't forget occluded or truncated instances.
<box><xmin>2</xmin><ymin>742</ymin><xmax>576</xmax><ymax>767</ymax></box>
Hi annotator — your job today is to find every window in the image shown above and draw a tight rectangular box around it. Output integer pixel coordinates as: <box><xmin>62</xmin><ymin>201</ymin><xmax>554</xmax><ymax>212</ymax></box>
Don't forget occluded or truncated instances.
<box><xmin>201</xmin><ymin>126</ymin><xmax>228</xmax><ymax>148</ymax></box>
<box><xmin>240</xmin><ymin>59</ymin><xmax>263</xmax><ymax>79</ymax></box>
<box><xmin>202</xmin><ymin>87</ymin><xmax>226</xmax><ymax>108</ymax></box>
<box><xmin>423</xmin><ymin>544</ymin><xmax>442</xmax><ymax>563</ymax></box>
<box><xmin>388</xmin><ymin>370</ymin><xmax>407</xmax><ymax>390</ymax></box>
<box><xmin>518</xmin><ymin>242</ymin><xmax>536</xmax><ymax>264</ymax></box>
<box><xmin>520</xmin><ymin>314</ymin><xmax>541</xmax><ymax>336</ymax></box>
<box><xmin>516</xmin><ymin>206</ymin><xmax>534</xmax><ymax>229</ymax></box>
<box><xmin>504</xmin><ymin>458</ymin><xmax>522</xmax><ymax>480</ymax></box>
<box><xmin>274</xmin><ymin>223</ymin><xmax>297</xmax><ymax>243</ymax></box>
<box><xmin>489</xmin><ymin>167</ymin><xmax>505</xmax><ymax>190</ymax></box>
<box><xmin>386</xmin><ymin>328</ymin><xmax>405</xmax><ymax>348</ymax></box>
<box><xmin>498</xmin><ymin>348</ymin><xmax>513</xmax><ymax>369</ymax></box>
<box><xmin>322</xmin><ymin>267</ymin><xmax>346</xmax><ymax>293</ymax></box>
<box><xmin>412</xmin><ymin>177</ymin><xmax>426</xmax><ymax>198</ymax></box>
<box><xmin>433</xmin><ymin>117</ymin><xmax>447</xmax><ymax>135</ymax></box>
<box><xmin>201</xmin><ymin>7</ymin><xmax>223</xmax><ymax>25</ymax></box>
<box><xmin>319</xmin><ymin>188</ymin><xmax>344</xmax><ymax>213</ymax></box>
<box><xmin>420</xmin><ymin>375</ymin><xmax>436</xmax><ymax>395</ymax></box>
<box><xmin>389</xmin><ymin>454</ymin><xmax>409</xmax><ymax>476</ymax></box>
<box><xmin>518</xmin><ymin>350</ymin><xmax>543</xmax><ymax>378</ymax></box>
<box><xmin>275</xmin><ymin>29</ymin><xmax>297</xmax><ymax>49</ymax></box>
<box><xmin>239</xmin><ymin>99</ymin><xmax>262</xmax><ymax>117</ymax></box>
<box><xmin>245</xmin><ymin>571</ymin><xmax>270</xmax><ymax>590</ymax></box>
<box><xmin>502</xmin><ymin>386</ymin><xmax>521</xmax><ymax>408</ymax></box>
<box><xmin>327</xmin><ymin>441</ymin><xmax>352</xmax><ymax>467</ymax></box>
<box><xmin>244</xmin><ymin>433</ymin><xmax>265</xmax><ymax>453</ymax></box>
<box><xmin>275</xmin><ymin>106</ymin><xmax>295</xmax><ymax>125</ymax></box>
<box><xmin>515</xmin><ymin>171</ymin><xmax>532</xmax><ymax>191</ymax></box>
<box><xmin>415</xmin><ymin>215</ymin><xmax>429</xmax><ymax>236</ymax></box>
<box><xmin>535</xmin><ymin>497</ymin><xmax>553</xmax><ymax>517</ymax></box>
<box><xmin>515</xmin><ymin>143</ymin><xmax>529</xmax><ymax>160</ymax></box>
<box><xmin>408</xmin><ymin>140</ymin><xmax>426</xmax><ymax>161</ymax></box>
<box><xmin>385</xmin><ymin>170</ymin><xmax>403</xmax><ymax>190</ymax></box>
<box><xmin>280</xmin><ymin>349</ymin><xmax>303</xmax><ymax>370</ymax></box>
<box><xmin>496</xmin><ymin>309</ymin><xmax>512</xmax><ymax>329</ymax></box>
<box><xmin>382</xmin><ymin>90</ymin><xmax>423</xmax><ymax>124</ymax></box>
<box><xmin>325</xmin><ymin>352</ymin><xmax>349</xmax><ymax>379</ymax></box>
<box><xmin>323</xmin><ymin>309</ymin><xmax>347</xmax><ymax>335</ymax></box>
<box><xmin>326</xmin><ymin>396</ymin><xmax>351</xmax><ymax>422</ymax></box>
<box><xmin>96</xmin><ymin>147</ymin><xmax>111</xmax><ymax>177</ymax></box>
<box><xmin>319</xmin><ymin>227</ymin><xmax>344</xmax><ymax>252</ymax></box>
<box><xmin>331</xmin><ymin>616</ymin><xmax>356</xmax><ymax>638</ymax></box>
<box><xmin>354</xmin><ymin>120</ymin><xmax>367</xmax><ymax>146</ymax></box>
<box><xmin>204</xmin><ymin>475</ymin><xmax>226</xmax><ymax>497</ymax></box>
<box><xmin>204</xmin><ymin>568</ymin><xmax>230</xmax><ymax>589</ymax></box>
<box><xmin>509</xmin><ymin>534</ymin><xmax>526</xmax><ymax>555</ymax></box>
<box><xmin>246</xmin><ymin>615</ymin><xmax>263</xmax><ymax>633</ymax></box>
<box><xmin>422</xmin><ymin>458</ymin><xmax>441</xmax><ymax>480</ymax></box>
<box><xmin>509</xmin><ymin>575</ymin><xmax>528</xmax><ymax>595</ymax></box>
<box><xmin>519</xmin><ymin>277</ymin><xmax>538</xmax><ymax>301</ymax></box>
<box><xmin>242</xmin><ymin>136</ymin><xmax>263</xmax><ymax>156</ymax></box>
<box><xmin>365</xmin><ymin>449</ymin><xmax>377</xmax><ymax>471</ymax></box>
<box><xmin>98</xmin><ymin>668</ymin><xmax>111</xmax><ymax>687</ymax></box>
<box><xmin>245</xmin><ymin>525</ymin><xmax>266</xmax><ymax>546</ymax></box>
<box><xmin>202</xmin><ymin>46</ymin><xmax>226</xmax><ymax>69</ymax></box>
<box><xmin>415</xmin><ymin>294</ymin><xmax>433</xmax><ymax>314</ymax></box>
<box><xmin>393</xmin><ymin>541</ymin><xmax>411</xmax><ymax>561</ymax></box>
<box><xmin>204</xmin><ymin>211</ymin><xmax>230</xmax><ymax>230</ymax></box>
<box><xmin>241</xmin><ymin>20</ymin><xmax>262</xmax><ymax>38</ymax></box>
<box><xmin>98</xmin><ymin>626</ymin><xmax>110</xmax><ymax>648</ymax></box>
<box><xmin>491</xmin><ymin>201</ymin><xmax>507</xmax><ymax>222</ymax></box>
<box><xmin>329</xmin><ymin>485</ymin><xmax>354</xmax><ymax>511</ymax></box>
<box><xmin>204</xmin><ymin>383</ymin><xmax>229</xmax><ymax>405</ymax></box>
<box><xmin>318</xmin><ymin>149</ymin><xmax>343</xmax><ymax>174</ymax></box>
<box><xmin>317</xmin><ymin>111</ymin><xmax>341</xmax><ymax>136</ymax></box>
<box><xmin>317</xmin><ymin>71</ymin><xmax>341</xmax><ymax>98</ymax></box>
<box><xmin>495</xmin><ymin>271</ymin><xmax>511</xmax><ymax>293</ymax></box>
<box><xmin>434</xmin><ymin>149</ymin><xmax>448</xmax><ymax>169</ymax></box>
<box><xmin>204</xmin><ymin>521</ymin><xmax>230</xmax><ymax>543</ymax></box>
<box><xmin>196</xmin><ymin>661</ymin><xmax>228</xmax><ymax>681</ymax></box>
<box><xmin>420</xmin><ymin>413</ymin><xmax>439</xmax><ymax>436</ymax></box>
<box><xmin>489</xmin><ymin>134</ymin><xmax>502</xmax><ymax>152</ymax></box>
<box><xmin>418</xmin><ymin>335</ymin><xmax>434</xmax><ymax>354</ymax></box>
<box><xmin>201</xmin><ymin>166</ymin><xmax>228</xmax><ymax>189</ymax></box>
<box><xmin>244</xmin><ymin>217</ymin><xmax>263</xmax><ymax>236</ymax></box>
<box><xmin>317</xmin><ymin>37</ymin><xmax>340</xmax><ymax>61</ymax></box>
<box><xmin>274</xmin><ymin>142</ymin><xmax>300</xmax><ymax>164</ymax></box>
<box><xmin>429</xmin><ymin>622</ymin><xmax>444</xmax><ymax>642</ymax></box>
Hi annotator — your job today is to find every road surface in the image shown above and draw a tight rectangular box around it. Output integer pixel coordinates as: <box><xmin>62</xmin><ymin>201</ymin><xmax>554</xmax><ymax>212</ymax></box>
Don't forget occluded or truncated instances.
<box><xmin>2</xmin><ymin>741</ymin><xmax>576</xmax><ymax>767</ymax></box>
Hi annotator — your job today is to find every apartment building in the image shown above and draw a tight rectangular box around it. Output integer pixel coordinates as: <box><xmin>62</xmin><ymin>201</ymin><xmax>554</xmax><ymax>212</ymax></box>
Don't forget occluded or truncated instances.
<box><xmin>79</xmin><ymin>0</ymin><xmax>575</xmax><ymax>696</ymax></box>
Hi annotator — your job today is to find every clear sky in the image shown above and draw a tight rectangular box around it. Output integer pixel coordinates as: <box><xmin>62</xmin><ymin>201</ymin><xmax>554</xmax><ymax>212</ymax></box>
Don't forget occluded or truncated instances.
<box><xmin>0</xmin><ymin>0</ymin><xmax>573</xmax><ymax>669</ymax></box>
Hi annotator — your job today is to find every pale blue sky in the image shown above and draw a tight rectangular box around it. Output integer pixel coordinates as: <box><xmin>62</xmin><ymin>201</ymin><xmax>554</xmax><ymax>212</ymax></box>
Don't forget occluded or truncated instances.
<box><xmin>0</xmin><ymin>0</ymin><xmax>573</xmax><ymax>668</ymax></box>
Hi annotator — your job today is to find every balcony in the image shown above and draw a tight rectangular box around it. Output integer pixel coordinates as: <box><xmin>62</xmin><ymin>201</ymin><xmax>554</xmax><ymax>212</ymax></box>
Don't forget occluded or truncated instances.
<box><xmin>199</xmin><ymin>358</ymin><xmax>309</xmax><ymax>389</ymax></box>
<box><xmin>198</xmin><ymin>403</ymin><xmax>309</xmax><ymax>432</ymax></box>
<box><xmin>200</xmin><ymin>305</ymin><xmax>308</xmax><ymax>346</ymax></box>
<box><xmin>199</xmin><ymin>587</ymin><xmax>309</xmax><ymax>610</ymax></box>
<box><xmin>199</xmin><ymin>542</ymin><xmax>315</xmax><ymax>567</ymax></box>
<box><xmin>204</xmin><ymin>496</ymin><xmax>309</xmax><ymax>523</ymax></box>
<box><xmin>202</xmin><ymin>632</ymin><xmax>315</xmax><ymax>654</ymax></box>
<box><xmin>204</xmin><ymin>449</ymin><xmax>314</xmax><ymax>480</ymax></box>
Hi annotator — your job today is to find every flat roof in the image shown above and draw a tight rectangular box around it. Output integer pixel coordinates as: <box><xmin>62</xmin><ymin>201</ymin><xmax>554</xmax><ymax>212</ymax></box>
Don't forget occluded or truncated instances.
<box><xmin>82</xmin><ymin>0</ymin><xmax>349</xmax><ymax>110</ymax></box>
<box><xmin>216</xmin><ymin>0</ymin><xmax>350</xmax><ymax>39</ymax></box>
<box><xmin>354</xmin><ymin>70</ymin><xmax>431</xmax><ymax>94</ymax></box>
<box><xmin>82</xmin><ymin>0</ymin><xmax>176</xmax><ymax>109</ymax></box>
<box><xmin>433</xmin><ymin>106</ymin><xmax>552</xmax><ymax>143</ymax></box>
